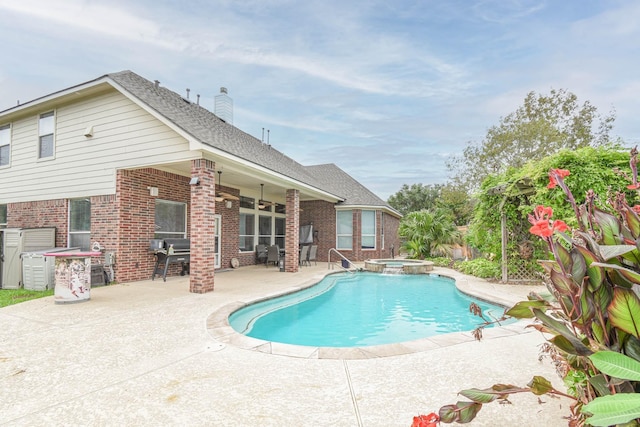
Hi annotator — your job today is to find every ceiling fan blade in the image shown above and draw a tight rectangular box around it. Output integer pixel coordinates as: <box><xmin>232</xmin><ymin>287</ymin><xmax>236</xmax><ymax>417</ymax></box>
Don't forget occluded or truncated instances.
<box><xmin>219</xmin><ymin>192</ymin><xmax>239</xmax><ymax>201</ymax></box>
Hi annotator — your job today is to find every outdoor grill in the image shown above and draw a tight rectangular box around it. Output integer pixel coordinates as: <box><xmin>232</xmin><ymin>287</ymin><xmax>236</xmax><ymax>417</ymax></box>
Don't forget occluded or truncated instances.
<box><xmin>151</xmin><ymin>238</ymin><xmax>190</xmax><ymax>282</ymax></box>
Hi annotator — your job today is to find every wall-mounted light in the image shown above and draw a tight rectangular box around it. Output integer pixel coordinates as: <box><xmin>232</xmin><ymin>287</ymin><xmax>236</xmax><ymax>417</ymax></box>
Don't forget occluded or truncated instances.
<box><xmin>83</xmin><ymin>125</ymin><xmax>94</xmax><ymax>138</ymax></box>
<box><xmin>225</xmin><ymin>200</ymin><xmax>232</xmax><ymax>209</ymax></box>
<box><xmin>189</xmin><ymin>177</ymin><xmax>200</xmax><ymax>186</ymax></box>
<box><xmin>147</xmin><ymin>186</ymin><xmax>159</xmax><ymax>196</ymax></box>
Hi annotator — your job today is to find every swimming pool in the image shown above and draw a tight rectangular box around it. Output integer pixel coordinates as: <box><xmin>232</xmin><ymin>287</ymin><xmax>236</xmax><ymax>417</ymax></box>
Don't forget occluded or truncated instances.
<box><xmin>229</xmin><ymin>272</ymin><xmax>509</xmax><ymax>348</ymax></box>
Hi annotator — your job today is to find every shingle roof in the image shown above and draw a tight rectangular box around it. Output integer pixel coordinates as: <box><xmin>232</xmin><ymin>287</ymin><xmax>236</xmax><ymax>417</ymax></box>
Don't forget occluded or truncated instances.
<box><xmin>106</xmin><ymin>71</ymin><xmax>397</xmax><ymax>214</ymax></box>
<box><xmin>107</xmin><ymin>70</ymin><xmax>324</xmax><ymax>189</ymax></box>
<box><xmin>304</xmin><ymin>164</ymin><xmax>395</xmax><ymax>209</ymax></box>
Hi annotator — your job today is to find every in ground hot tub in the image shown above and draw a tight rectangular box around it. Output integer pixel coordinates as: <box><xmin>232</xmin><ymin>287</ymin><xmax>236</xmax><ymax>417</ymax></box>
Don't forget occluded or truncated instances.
<box><xmin>364</xmin><ymin>259</ymin><xmax>434</xmax><ymax>274</ymax></box>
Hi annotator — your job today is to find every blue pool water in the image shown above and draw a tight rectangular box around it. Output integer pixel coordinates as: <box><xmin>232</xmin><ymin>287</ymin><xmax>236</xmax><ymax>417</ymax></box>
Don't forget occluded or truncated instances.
<box><xmin>229</xmin><ymin>272</ymin><xmax>509</xmax><ymax>348</ymax></box>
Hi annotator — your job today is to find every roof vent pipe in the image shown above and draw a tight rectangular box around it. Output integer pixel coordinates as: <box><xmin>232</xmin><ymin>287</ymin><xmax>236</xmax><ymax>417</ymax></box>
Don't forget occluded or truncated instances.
<box><xmin>154</xmin><ymin>80</ymin><xmax>160</xmax><ymax>89</ymax></box>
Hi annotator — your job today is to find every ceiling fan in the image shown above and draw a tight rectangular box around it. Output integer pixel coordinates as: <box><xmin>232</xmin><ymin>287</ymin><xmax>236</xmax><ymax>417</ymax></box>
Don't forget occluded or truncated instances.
<box><xmin>258</xmin><ymin>183</ymin><xmax>274</xmax><ymax>208</ymax></box>
<box><xmin>215</xmin><ymin>171</ymin><xmax>239</xmax><ymax>202</ymax></box>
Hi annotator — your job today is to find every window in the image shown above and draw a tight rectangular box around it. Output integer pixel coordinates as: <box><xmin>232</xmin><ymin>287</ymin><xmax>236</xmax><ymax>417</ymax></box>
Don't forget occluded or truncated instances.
<box><xmin>239</xmin><ymin>196</ymin><xmax>255</xmax><ymax>209</ymax></box>
<box><xmin>258</xmin><ymin>215</ymin><xmax>272</xmax><ymax>246</ymax></box>
<box><xmin>239</xmin><ymin>213</ymin><xmax>255</xmax><ymax>251</ymax></box>
<box><xmin>361</xmin><ymin>210</ymin><xmax>376</xmax><ymax>249</ymax></box>
<box><xmin>38</xmin><ymin>111</ymin><xmax>55</xmax><ymax>159</ymax></box>
<box><xmin>0</xmin><ymin>124</ymin><xmax>10</xmax><ymax>166</ymax></box>
<box><xmin>155</xmin><ymin>200</ymin><xmax>187</xmax><ymax>239</ymax></box>
<box><xmin>381</xmin><ymin>212</ymin><xmax>385</xmax><ymax>250</ymax></box>
<box><xmin>69</xmin><ymin>199</ymin><xmax>91</xmax><ymax>251</ymax></box>
<box><xmin>274</xmin><ymin>203</ymin><xmax>286</xmax><ymax>214</ymax></box>
<box><xmin>275</xmin><ymin>217</ymin><xmax>285</xmax><ymax>249</ymax></box>
<box><xmin>336</xmin><ymin>210</ymin><xmax>353</xmax><ymax>250</ymax></box>
<box><xmin>0</xmin><ymin>204</ymin><xmax>7</xmax><ymax>228</ymax></box>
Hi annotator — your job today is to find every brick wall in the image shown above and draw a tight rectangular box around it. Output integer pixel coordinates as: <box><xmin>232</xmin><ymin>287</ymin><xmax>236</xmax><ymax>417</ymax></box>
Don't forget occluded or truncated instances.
<box><xmin>300</xmin><ymin>202</ymin><xmax>402</xmax><ymax>263</ymax></box>
<box><xmin>7</xmin><ymin>199</ymin><xmax>68</xmax><ymax>246</ymax></box>
<box><xmin>300</xmin><ymin>200</ymin><xmax>335</xmax><ymax>262</ymax></box>
<box><xmin>115</xmin><ymin>168</ymin><xmax>190</xmax><ymax>282</ymax></box>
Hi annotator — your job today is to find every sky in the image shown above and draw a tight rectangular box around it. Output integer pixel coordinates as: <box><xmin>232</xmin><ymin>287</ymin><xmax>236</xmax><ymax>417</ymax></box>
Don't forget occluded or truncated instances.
<box><xmin>1</xmin><ymin>0</ymin><xmax>639</xmax><ymax>200</ymax></box>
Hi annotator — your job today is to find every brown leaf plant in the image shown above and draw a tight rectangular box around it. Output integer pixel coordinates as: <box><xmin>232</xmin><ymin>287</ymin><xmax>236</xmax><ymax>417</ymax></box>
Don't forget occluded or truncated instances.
<box><xmin>414</xmin><ymin>147</ymin><xmax>640</xmax><ymax>426</ymax></box>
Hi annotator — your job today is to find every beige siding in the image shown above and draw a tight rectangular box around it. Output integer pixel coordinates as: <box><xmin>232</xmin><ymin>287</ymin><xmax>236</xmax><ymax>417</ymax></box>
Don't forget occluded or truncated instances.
<box><xmin>1</xmin><ymin>91</ymin><xmax>199</xmax><ymax>203</ymax></box>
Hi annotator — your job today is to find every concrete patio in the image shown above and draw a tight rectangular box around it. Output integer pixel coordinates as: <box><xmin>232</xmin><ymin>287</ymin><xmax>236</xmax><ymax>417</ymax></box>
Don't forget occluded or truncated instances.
<box><xmin>0</xmin><ymin>264</ymin><xmax>570</xmax><ymax>426</ymax></box>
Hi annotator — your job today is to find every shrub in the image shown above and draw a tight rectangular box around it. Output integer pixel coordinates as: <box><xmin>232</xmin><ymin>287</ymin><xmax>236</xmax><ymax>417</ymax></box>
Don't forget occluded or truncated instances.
<box><xmin>454</xmin><ymin>258</ymin><xmax>500</xmax><ymax>279</ymax></box>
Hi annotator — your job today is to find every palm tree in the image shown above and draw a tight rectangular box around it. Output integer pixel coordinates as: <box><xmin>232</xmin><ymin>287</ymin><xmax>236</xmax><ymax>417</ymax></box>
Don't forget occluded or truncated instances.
<box><xmin>399</xmin><ymin>210</ymin><xmax>462</xmax><ymax>259</ymax></box>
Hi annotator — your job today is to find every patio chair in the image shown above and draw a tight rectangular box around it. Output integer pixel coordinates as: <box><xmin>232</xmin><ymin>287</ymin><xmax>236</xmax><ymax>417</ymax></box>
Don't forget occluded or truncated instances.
<box><xmin>266</xmin><ymin>245</ymin><xmax>280</xmax><ymax>267</ymax></box>
<box><xmin>255</xmin><ymin>244</ymin><xmax>268</xmax><ymax>265</ymax></box>
<box><xmin>299</xmin><ymin>245</ymin><xmax>310</xmax><ymax>266</ymax></box>
<box><xmin>308</xmin><ymin>245</ymin><xmax>318</xmax><ymax>265</ymax></box>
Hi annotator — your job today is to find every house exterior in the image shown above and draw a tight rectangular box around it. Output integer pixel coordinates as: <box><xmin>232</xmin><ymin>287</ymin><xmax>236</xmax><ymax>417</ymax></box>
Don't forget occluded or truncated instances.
<box><xmin>0</xmin><ymin>70</ymin><xmax>401</xmax><ymax>292</ymax></box>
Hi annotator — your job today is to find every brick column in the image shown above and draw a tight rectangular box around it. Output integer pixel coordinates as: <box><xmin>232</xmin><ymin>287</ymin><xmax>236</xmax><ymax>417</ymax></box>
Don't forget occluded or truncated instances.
<box><xmin>189</xmin><ymin>159</ymin><xmax>216</xmax><ymax>293</ymax></box>
<box><xmin>285</xmin><ymin>189</ymin><xmax>300</xmax><ymax>272</ymax></box>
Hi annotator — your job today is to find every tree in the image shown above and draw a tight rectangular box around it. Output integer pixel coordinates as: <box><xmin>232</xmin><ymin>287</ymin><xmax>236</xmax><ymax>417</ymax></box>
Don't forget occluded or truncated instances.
<box><xmin>398</xmin><ymin>210</ymin><xmax>462</xmax><ymax>259</ymax></box>
<box><xmin>388</xmin><ymin>183</ymin><xmax>444</xmax><ymax>215</ymax></box>
<box><xmin>448</xmin><ymin>88</ymin><xmax>617</xmax><ymax>191</ymax></box>
<box><xmin>467</xmin><ymin>146</ymin><xmax>635</xmax><ymax>266</ymax></box>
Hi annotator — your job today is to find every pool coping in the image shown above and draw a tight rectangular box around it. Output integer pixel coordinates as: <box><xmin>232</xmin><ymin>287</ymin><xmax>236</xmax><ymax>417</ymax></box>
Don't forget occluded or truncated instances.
<box><xmin>206</xmin><ymin>268</ymin><xmax>537</xmax><ymax>359</ymax></box>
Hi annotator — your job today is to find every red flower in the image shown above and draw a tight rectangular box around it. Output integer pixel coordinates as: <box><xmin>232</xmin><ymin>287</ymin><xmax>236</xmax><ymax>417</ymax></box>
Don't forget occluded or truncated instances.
<box><xmin>628</xmin><ymin>183</ymin><xmax>640</xmax><ymax>190</ymax></box>
<box><xmin>412</xmin><ymin>413</ymin><xmax>440</xmax><ymax>427</ymax></box>
<box><xmin>633</xmin><ymin>205</ymin><xmax>640</xmax><ymax>214</ymax></box>
<box><xmin>528</xmin><ymin>205</ymin><xmax>569</xmax><ymax>238</ymax></box>
<box><xmin>547</xmin><ymin>169</ymin><xmax>570</xmax><ymax>189</ymax></box>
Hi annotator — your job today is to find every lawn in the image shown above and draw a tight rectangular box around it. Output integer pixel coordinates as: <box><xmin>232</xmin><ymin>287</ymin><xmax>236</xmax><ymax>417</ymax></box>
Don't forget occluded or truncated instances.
<box><xmin>0</xmin><ymin>289</ymin><xmax>53</xmax><ymax>307</ymax></box>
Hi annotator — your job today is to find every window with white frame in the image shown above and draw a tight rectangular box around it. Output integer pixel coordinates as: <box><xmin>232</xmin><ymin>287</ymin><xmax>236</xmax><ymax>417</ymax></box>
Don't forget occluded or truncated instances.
<box><xmin>154</xmin><ymin>200</ymin><xmax>187</xmax><ymax>240</ymax></box>
<box><xmin>361</xmin><ymin>210</ymin><xmax>376</xmax><ymax>249</ymax></box>
<box><xmin>69</xmin><ymin>199</ymin><xmax>91</xmax><ymax>251</ymax></box>
<box><xmin>275</xmin><ymin>217</ymin><xmax>285</xmax><ymax>249</ymax></box>
<box><xmin>239</xmin><ymin>213</ymin><xmax>255</xmax><ymax>251</ymax></box>
<box><xmin>381</xmin><ymin>212</ymin><xmax>385</xmax><ymax>250</ymax></box>
<box><xmin>0</xmin><ymin>124</ymin><xmax>10</xmax><ymax>167</ymax></box>
<box><xmin>0</xmin><ymin>204</ymin><xmax>7</xmax><ymax>228</ymax></box>
<box><xmin>258</xmin><ymin>215</ymin><xmax>272</xmax><ymax>246</ymax></box>
<box><xmin>336</xmin><ymin>210</ymin><xmax>353</xmax><ymax>250</ymax></box>
<box><xmin>38</xmin><ymin>111</ymin><xmax>55</xmax><ymax>159</ymax></box>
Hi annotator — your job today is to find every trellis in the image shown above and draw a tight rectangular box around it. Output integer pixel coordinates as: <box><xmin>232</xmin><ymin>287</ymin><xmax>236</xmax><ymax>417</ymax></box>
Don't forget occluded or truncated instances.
<box><xmin>490</xmin><ymin>178</ymin><xmax>542</xmax><ymax>284</ymax></box>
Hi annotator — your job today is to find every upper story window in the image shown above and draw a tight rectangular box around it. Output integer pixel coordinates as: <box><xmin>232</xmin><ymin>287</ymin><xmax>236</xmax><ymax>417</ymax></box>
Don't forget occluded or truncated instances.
<box><xmin>0</xmin><ymin>204</ymin><xmax>7</xmax><ymax>228</ymax></box>
<box><xmin>69</xmin><ymin>199</ymin><xmax>91</xmax><ymax>251</ymax></box>
<box><xmin>38</xmin><ymin>111</ymin><xmax>55</xmax><ymax>159</ymax></box>
<box><xmin>154</xmin><ymin>200</ymin><xmax>187</xmax><ymax>240</ymax></box>
<box><xmin>0</xmin><ymin>124</ymin><xmax>10</xmax><ymax>167</ymax></box>
<box><xmin>336</xmin><ymin>210</ymin><xmax>353</xmax><ymax>250</ymax></box>
<box><xmin>361</xmin><ymin>210</ymin><xmax>376</xmax><ymax>249</ymax></box>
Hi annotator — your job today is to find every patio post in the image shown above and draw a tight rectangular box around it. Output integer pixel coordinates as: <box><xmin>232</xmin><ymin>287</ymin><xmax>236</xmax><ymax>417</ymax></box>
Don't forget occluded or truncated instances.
<box><xmin>285</xmin><ymin>189</ymin><xmax>300</xmax><ymax>272</ymax></box>
<box><xmin>189</xmin><ymin>159</ymin><xmax>216</xmax><ymax>292</ymax></box>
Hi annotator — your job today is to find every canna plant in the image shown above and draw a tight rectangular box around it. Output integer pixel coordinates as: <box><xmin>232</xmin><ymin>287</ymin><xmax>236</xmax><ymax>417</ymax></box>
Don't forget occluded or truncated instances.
<box><xmin>427</xmin><ymin>148</ymin><xmax>640</xmax><ymax>426</ymax></box>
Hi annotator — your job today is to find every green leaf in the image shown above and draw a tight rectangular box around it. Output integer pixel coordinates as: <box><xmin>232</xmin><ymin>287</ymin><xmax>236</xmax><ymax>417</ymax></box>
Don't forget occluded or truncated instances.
<box><xmin>623</xmin><ymin>208</ymin><xmax>640</xmax><ymax>239</ymax></box>
<box><xmin>582</xmin><ymin>393</ymin><xmax>640</xmax><ymax>426</ymax></box>
<box><xmin>591</xmin><ymin>261</ymin><xmax>640</xmax><ymax>285</ymax></box>
<box><xmin>608</xmin><ymin>288</ymin><xmax>640</xmax><ymax>339</ymax></box>
<box><xmin>587</xmin><ymin>374</ymin><xmax>611</xmax><ymax>397</ymax></box>
<box><xmin>623</xmin><ymin>335</ymin><xmax>640</xmax><ymax>363</ymax></box>
<box><xmin>532</xmin><ymin>308</ymin><xmax>593</xmax><ymax>356</ymax></box>
<box><xmin>549</xmin><ymin>268</ymin><xmax>577</xmax><ymax>296</ymax></box>
<box><xmin>570</xmin><ymin>247</ymin><xmax>587</xmax><ymax>287</ymax></box>
<box><xmin>438</xmin><ymin>401</ymin><xmax>482</xmax><ymax>424</ymax></box>
<box><xmin>598</xmin><ymin>245</ymin><xmax>637</xmax><ymax>261</ymax></box>
<box><xmin>575</xmin><ymin>245</ymin><xmax>604</xmax><ymax>290</ymax></box>
<box><xmin>459</xmin><ymin>388</ymin><xmax>502</xmax><ymax>403</ymax></box>
<box><xmin>594</xmin><ymin>208</ymin><xmax>623</xmax><ymax>245</ymax></box>
<box><xmin>527</xmin><ymin>376</ymin><xmax>554</xmax><ymax>395</ymax></box>
<box><xmin>505</xmin><ymin>300</ymin><xmax>549</xmax><ymax>318</ymax></box>
<box><xmin>589</xmin><ymin>351</ymin><xmax>640</xmax><ymax>381</ymax></box>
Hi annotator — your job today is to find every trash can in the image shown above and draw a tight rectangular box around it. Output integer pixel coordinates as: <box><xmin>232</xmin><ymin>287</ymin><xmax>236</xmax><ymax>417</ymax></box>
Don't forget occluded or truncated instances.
<box><xmin>44</xmin><ymin>251</ymin><xmax>102</xmax><ymax>304</ymax></box>
<box><xmin>278</xmin><ymin>258</ymin><xmax>285</xmax><ymax>272</ymax></box>
<box><xmin>341</xmin><ymin>259</ymin><xmax>350</xmax><ymax>268</ymax></box>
